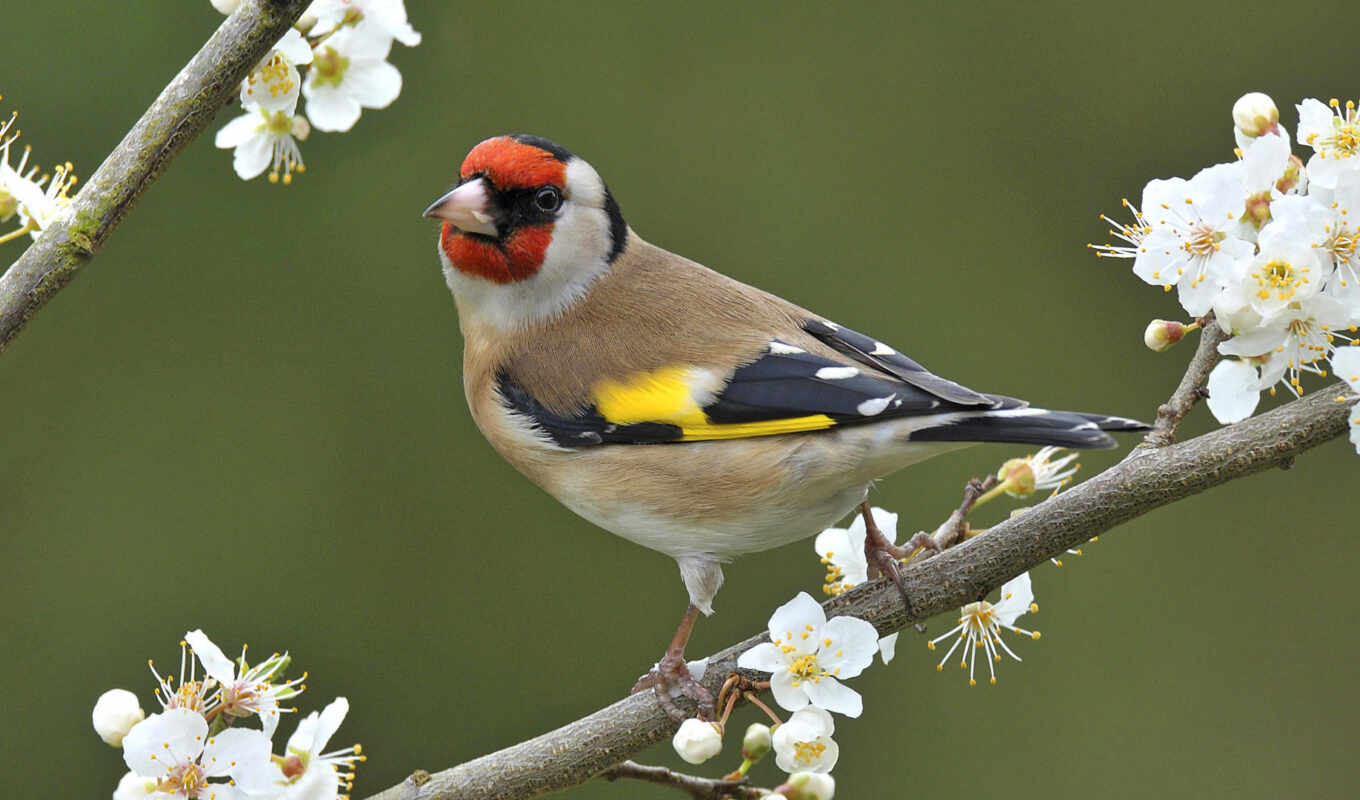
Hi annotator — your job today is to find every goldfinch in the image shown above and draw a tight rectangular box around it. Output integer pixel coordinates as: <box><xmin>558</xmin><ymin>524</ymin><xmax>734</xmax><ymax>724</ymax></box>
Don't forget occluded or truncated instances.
<box><xmin>424</xmin><ymin>134</ymin><xmax>1145</xmax><ymax>717</ymax></box>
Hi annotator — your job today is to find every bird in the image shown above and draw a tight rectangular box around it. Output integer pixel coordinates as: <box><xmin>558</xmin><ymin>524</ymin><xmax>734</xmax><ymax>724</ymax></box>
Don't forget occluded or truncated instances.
<box><xmin>424</xmin><ymin>134</ymin><xmax>1146</xmax><ymax>720</ymax></box>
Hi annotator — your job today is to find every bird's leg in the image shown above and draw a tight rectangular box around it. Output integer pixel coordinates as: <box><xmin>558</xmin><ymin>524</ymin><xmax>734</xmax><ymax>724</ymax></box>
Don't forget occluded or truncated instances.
<box><xmin>629</xmin><ymin>604</ymin><xmax>715</xmax><ymax>722</ymax></box>
<box><xmin>929</xmin><ymin>474</ymin><xmax>1000</xmax><ymax>552</ymax></box>
<box><xmin>860</xmin><ymin>500</ymin><xmax>931</xmax><ymax>613</ymax></box>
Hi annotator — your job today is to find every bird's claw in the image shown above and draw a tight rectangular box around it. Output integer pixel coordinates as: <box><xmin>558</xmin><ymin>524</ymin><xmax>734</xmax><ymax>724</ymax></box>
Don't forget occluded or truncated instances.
<box><xmin>631</xmin><ymin>652</ymin><xmax>715</xmax><ymax>723</ymax></box>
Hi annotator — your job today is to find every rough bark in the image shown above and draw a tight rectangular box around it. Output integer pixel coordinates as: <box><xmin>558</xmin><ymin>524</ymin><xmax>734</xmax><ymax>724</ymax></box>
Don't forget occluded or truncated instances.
<box><xmin>365</xmin><ymin>385</ymin><xmax>1352</xmax><ymax>800</ymax></box>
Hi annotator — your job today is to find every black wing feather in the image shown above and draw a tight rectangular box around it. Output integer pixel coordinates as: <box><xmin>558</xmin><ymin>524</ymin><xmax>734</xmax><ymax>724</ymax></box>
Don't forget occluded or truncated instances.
<box><xmin>803</xmin><ymin>319</ymin><xmax>995</xmax><ymax>407</ymax></box>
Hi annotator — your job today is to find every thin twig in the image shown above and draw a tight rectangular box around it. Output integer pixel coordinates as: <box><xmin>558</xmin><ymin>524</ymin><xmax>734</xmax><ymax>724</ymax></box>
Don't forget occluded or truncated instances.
<box><xmin>0</xmin><ymin>0</ymin><xmax>309</xmax><ymax>351</ymax></box>
<box><xmin>362</xmin><ymin>386</ymin><xmax>1351</xmax><ymax>800</ymax></box>
<box><xmin>1137</xmin><ymin>315</ymin><xmax>1228</xmax><ymax>449</ymax></box>
<box><xmin>598</xmin><ymin>761</ymin><xmax>768</xmax><ymax>799</ymax></box>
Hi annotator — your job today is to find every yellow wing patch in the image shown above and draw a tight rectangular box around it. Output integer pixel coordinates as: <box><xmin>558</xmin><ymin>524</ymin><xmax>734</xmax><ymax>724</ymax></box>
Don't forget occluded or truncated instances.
<box><xmin>590</xmin><ymin>366</ymin><xmax>835</xmax><ymax>441</ymax></box>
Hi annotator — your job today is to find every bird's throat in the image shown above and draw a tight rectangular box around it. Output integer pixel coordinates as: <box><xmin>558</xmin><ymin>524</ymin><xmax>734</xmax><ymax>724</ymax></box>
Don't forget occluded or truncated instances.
<box><xmin>440</xmin><ymin>222</ymin><xmax>551</xmax><ymax>284</ymax></box>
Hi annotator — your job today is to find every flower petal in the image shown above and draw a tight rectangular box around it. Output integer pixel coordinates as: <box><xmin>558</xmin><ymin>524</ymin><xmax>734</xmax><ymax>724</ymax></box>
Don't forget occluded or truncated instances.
<box><xmin>737</xmin><ymin>642</ymin><xmax>787</xmax><ymax>674</ymax></box>
<box><xmin>767</xmin><ymin>592</ymin><xmax>825</xmax><ymax>657</ymax></box>
<box><xmin>287</xmin><ymin>710</ymin><xmax>320</xmax><ymax>754</ymax></box>
<box><xmin>275</xmin><ymin>28</ymin><xmax>314</xmax><ymax>65</ymax></box>
<box><xmin>123</xmin><ymin>709</ymin><xmax>206</xmax><ymax>777</ymax></box>
<box><xmin>816</xmin><ymin>615</ymin><xmax>878</xmax><ymax>679</ymax></box>
<box><xmin>877</xmin><ymin>632</ymin><xmax>898</xmax><ymax>664</ymax></box>
<box><xmin>231</xmin><ymin>756</ymin><xmax>285</xmax><ymax>796</ymax></box>
<box><xmin>346</xmin><ymin>60</ymin><xmax>401</xmax><ymax>109</ymax></box>
<box><xmin>202</xmin><ymin>728</ymin><xmax>270</xmax><ymax>778</ymax></box>
<box><xmin>768</xmin><ymin>670</ymin><xmax>809</xmax><ymax>713</ymax></box>
<box><xmin>813</xmin><ymin>528</ymin><xmax>852</xmax><ymax>562</ymax></box>
<box><xmin>232</xmin><ymin>133</ymin><xmax>272</xmax><ymax>180</ymax></box>
<box><xmin>1332</xmin><ymin>347</ymin><xmax>1360</xmax><ymax>392</ymax></box>
<box><xmin>214</xmin><ymin>112</ymin><xmax>263</xmax><ymax>149</ymax></box>
<box><xmin>184</xmin><ymin>630</ymin><xmax>237</xmax><ymax>686</ymax></box>
<box><xmin>311</xmin><ymin>697</ymin><xmax>349</xmax><ymax>753</ymax></box>
<box><xmin>304</xmin><ymin>85</ymin><xmax>362</xmax><ymax>132</ymax></box>
<box><xmin>801</xmin><ymin>676</ymin><xmax>863</xmax><ymax>718</ymax></box>
<box><xmin>994</xmin><ymin>572</ymin><xmax>1034</xmax><ymax>625</ymax></box>
<box><xmin>1206</xmin><ymin>359</ymin><xmax>1261</xmax><ymax>423</ymax></box>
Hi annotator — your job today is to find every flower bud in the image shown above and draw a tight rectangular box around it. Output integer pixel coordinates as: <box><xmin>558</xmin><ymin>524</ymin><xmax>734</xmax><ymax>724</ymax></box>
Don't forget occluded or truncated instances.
<box><xmin>1143</xmin><ymin>319</ymin><xmax>1189</xmax><ymax>352</ymax></box>
<box><xmin>210</xmin><ymin>0</ymin><xmax>243</xmax><ymax>14</ymax></box>
<box><xmin>291</xmin><ymin>114</ymin><xmax>312</xmax><ymax>141</ymax></box>
<box><xmin>113</xmin><ymin>771</ymin><xmax>156</xmax><ymax>800</ymax></box>
<box><xmin>1232</xmin><ymin>92</ymin><xmax>1279</xmax><ymax>138</ymax></box>
<box><xmin>672</xmin><ymin>718</ymin><xmax>723</xmax><ymax>765</ymax></box>
<box><xmin>742</xmin><ymin>722</ymin><xmax>772</xmax><ymax>761</ymax></box>
<box><xmin>779</xmin><ymin>771</ymin><xmax>836</xmax><ymax>800</ymax></box>
<box><xmin>92</xmin><ymin>689</ymin><xmax>145</xmax><ymax>746</ymax></box>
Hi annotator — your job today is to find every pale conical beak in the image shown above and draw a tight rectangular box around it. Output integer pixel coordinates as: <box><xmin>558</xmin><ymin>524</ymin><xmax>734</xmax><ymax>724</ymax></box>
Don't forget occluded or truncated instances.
<box><xmin>423</xmin><ymin>178</ymin><xmax>500</xmax><ymax>237</ymax></box>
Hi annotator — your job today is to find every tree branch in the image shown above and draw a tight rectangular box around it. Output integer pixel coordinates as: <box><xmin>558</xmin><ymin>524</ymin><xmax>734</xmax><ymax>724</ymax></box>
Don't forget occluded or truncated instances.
<box><xmin>363</xmin><ymin>386</ymin><xmax>1352</xmax><ymax>800</ymax></box>
<box><xmin>598</xmin><ymin>761</ymin><xmax>767</xmax><ymax>799</ymax></box>
<box><xmin>0</xmin><ymin>0</ymin><xmax>308</xmax><ymax>352</ymax></box>
<box><xmin>1138</xmin><ymin>316</ymin><xmax>1228</xmax><ymax>449</ymax></box>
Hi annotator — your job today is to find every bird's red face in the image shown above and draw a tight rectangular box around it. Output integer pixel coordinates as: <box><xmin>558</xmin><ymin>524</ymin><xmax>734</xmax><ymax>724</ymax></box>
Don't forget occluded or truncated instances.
<box><xmin>427</xmin><ymin>135</ymin><xmax>571</xmax><ymax>284</ymax></box>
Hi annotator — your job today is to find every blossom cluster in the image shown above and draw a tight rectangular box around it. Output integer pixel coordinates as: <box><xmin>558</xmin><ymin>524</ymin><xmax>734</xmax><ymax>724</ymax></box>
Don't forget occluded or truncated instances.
<box><xmin>211</xmin><ymin>0</ymin><xmax>421</xmax><ymax>184</ymax></box>
<box><xmin>0</xmin><ymin>101</ymin><xmax>77</xmax><ymax>245</ymax></box>
<box><xmin>1095</xmin><ymin>92</ymin><xmax>1360</xmax><ymax>451</ymax></box>
<box><xmin>94</xmin><ymin>630</ymin><xmax>362</xmax><ymax>800</ymax></box>
<box><xmin>671</xmin><ymin>446</ymin><xmax>1071</xmax><ymax>796</ymax></box>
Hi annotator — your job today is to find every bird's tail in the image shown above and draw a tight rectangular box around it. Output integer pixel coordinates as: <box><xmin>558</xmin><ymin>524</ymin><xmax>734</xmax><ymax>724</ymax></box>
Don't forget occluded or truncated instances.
<box><xmin>910</xmin><ymin>396</ymin><xmax>1149</xmax><ymax>450</ymax></box>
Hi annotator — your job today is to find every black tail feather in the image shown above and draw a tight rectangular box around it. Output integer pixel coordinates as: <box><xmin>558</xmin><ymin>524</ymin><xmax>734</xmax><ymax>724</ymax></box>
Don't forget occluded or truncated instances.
<box><xmin>910</xmin><ymin>407</ymin><xmax>1150</xmax><ymax>450</ymax></box>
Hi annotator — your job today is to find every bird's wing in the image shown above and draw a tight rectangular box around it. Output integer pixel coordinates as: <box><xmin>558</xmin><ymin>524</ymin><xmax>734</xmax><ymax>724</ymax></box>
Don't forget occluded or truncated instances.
<box><xmin>497</xmin><ymin>318</ymin><xmax>1005</xmax><ymax>448</ymax></box>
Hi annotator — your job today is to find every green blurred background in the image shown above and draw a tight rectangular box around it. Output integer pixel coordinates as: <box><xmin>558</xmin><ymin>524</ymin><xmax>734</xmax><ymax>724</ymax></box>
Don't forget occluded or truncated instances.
<box><xmin>3</xmin><ymin>1</ymin><xmax>1356</xmax><ymax>797</ymax></box>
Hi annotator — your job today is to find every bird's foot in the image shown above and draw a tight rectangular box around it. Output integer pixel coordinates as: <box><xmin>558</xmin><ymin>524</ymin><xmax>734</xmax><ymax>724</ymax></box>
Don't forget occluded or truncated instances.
<box><xmin>628</xmin><ymin>604</ymin><xmax>714</xmax><ymax>723</ymax></box>
<box><xmin>630</xmin><ymin>652</ymin><xmax>715</xmax><ymax>723</ymax></box>
<box><xmin>931</xmin><ymin>474</ymin><xmax>1000</xmax><ymax>550</ymax></box>
<box><xmin>860</xmin><ymin>501</ymin><xmax>934</xmax><ymax>613</ymax></box>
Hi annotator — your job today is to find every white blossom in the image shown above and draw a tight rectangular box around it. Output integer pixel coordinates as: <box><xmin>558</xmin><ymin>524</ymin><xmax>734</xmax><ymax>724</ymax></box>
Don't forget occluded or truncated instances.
<box><xmin>813</xmin><ymin>507</ymin><xmax>900</xmax><ymax>663</ymax></box>
<box><xmin>303</xmin><ymin>23</ymin><xmax>402</xmax><ymax>132</ymax></box>
<box><xmin>184</xmin><ymin>629</ymin><xmax>304</xmax><ymax>739</ymax></box>
<box><xmin>234</xmin><ymin>697</ymin><xmax>364</xmax><ymax>800</ymax></box>
<box><xmin>242</xmin><ymin>29</ymin><xmax>313</xmax><ymax>113</ymax></box>
<box><xmin>1297</xmin><ymin>98</ymin><xmax>1360</xmax><ymax>192</ymax></box>
<box><xmin>771</xmin><ymin>706</ymin><xmax>838</xmax><ymax>773</ymax></box>
<box><xmin>307</xmin><ymin>0</ymin><xmax>422</xmax><ymax>47</ymax></box>
<box><xmin>215</xmin><ymin>106</ymin><xmax>308</xmax><ymax>183</ymax></box>
<box><xmin>1132</xmin><ymin>163</ymin><xmax>1256</xmax><ymax>315</ymax></box>
<box><xmin>927</xmin><ymin>572</ymin><xmax>1040</xmax><ymax>686</ymax></box>
<box><xmin>737</xmin><ymin>593</ymin><xmax>878</xmax><ymax>717</ymax></box>
<box><xmin>993</xmin><ymin>446</ymin><xmax>1078</xmax><ymax>498</ymax></box>
<box><xmin>122</xmin><ymin>708</ymin><xmax>272</xmax><ymax>800</ymax></box>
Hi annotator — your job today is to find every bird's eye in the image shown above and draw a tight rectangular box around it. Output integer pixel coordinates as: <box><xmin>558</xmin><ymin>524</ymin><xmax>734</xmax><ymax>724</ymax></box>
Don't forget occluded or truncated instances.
<box><xmin>534</xmin><ymin>186</ymin><xmax>563</xmax><ymax>213</ymax></box>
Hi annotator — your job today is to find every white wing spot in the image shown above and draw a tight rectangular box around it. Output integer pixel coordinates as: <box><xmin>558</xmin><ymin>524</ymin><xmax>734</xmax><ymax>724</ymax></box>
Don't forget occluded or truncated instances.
<box><xmin>988</xmin><ymin>407</ymin><xmax>1047</xmax><ymax>418</ymax></box>
<box><xmin>821</xmin><ymin>320</ymin><xmax>840</xmax><ymax>330</ymax></box>
<box><xmin>857</xmin><ymin>394</ymin><xmax>896</xmax><ymax>416</ymax></box>
<box><xmin>870</xmin><ymin>341</ymin><xmax>897</xmax><ymax>355</ymax></box>
<box><xmin>769</xmin><ymin>341</ymin><xmax>807</xmax><ymax>355</ymax></box>
<box><xmin>815</xmin><ymin>366</ymin><xmax>859</xmax><ymax>380</ymax></box>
